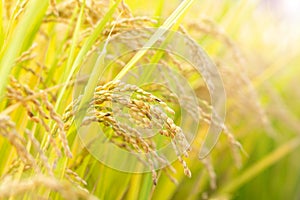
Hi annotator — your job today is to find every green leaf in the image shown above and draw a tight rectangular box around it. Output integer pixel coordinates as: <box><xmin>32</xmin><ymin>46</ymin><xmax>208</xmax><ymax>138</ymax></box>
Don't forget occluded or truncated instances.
<box><xmin>0</xmin><ymin>0</ymin><xmax>49</xmax><ymax>102</ymax></box>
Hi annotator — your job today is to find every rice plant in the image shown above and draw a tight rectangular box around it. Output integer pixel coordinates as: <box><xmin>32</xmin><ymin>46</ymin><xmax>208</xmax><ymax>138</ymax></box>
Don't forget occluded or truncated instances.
<box><xmin>0</xmin><ymin>0</ymin><xmax>300</xmax><ymax>199</ymax></box>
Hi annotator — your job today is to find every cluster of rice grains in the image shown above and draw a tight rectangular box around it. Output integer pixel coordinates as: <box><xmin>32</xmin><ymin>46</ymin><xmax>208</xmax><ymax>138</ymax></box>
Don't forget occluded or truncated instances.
<box><xmin>64</xmin><ymin>80</ymin><xmax>192</xmax><ymax>185</ymax></box>
<box><xmin>0</xmin><ymin>78</ymin><xmax>96</xmax><ymax>198</ymax></box>
<box><xmin>7</xmin><ymin>77</ymin><xmax>71</xmax><ymax>159</ymax></box>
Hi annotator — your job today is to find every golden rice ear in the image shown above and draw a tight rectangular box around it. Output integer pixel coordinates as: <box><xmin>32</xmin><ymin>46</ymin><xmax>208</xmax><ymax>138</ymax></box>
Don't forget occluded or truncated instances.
<box><xmin>0</xmin><ymin>174</ymin><xmax>98</xmax><ymax>200</ymax></box>
<box><xmin>0</xmin><ymin>115</ymin><xmax>38</xmax><ymax>172</ymax></box>
<box><xmin>68</xmin><ymin>80</ymin><xmax>193</xmax><ymax>184</ymax></box>
<box><xmin>6</xmin><ymin>77</ymin><xmax>72</xmax><ymax>159</ymax></box>
<box><xmin>201</xmin><ymin>157</ymin><xmax>217</xmax><ymax>190</ymax></box>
